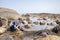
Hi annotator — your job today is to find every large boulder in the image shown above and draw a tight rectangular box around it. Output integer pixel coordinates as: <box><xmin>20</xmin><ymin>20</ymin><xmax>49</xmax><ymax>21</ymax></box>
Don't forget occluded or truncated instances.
<box><xmin>0</xmin><ymin>8</ymin><xmax>21</xmax><ymax>19</ymax></box>
<box><xmin>36</xmin><ymin>35</ymin><xmax>60</xmax><ymax>40</ymax></box>
<box><xmin>0</xmin><ymin>17</ymin><xmax>8</xmax><ymax>34</ymax></box>
<box><xmin>0</xmin><ymin>8</ymin><xmax>21</xmax><ymax>25</ymax></box>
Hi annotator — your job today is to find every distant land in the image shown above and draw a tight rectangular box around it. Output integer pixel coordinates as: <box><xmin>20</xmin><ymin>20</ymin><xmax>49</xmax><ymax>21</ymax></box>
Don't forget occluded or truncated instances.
<box><xmin>22</xmin><ymin>13</ymin><xmax>60</xmax><ymax>19</ymax></box>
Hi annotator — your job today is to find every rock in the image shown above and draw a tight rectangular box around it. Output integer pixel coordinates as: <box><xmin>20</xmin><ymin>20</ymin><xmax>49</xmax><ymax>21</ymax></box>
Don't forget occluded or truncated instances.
<box><xmin>24</xmin><ymin>25</ymin><xmax>31</xmax><ymax>29</ymax></box>
<box><xmin>56</xmin><ymin>20</ymin><xmax>60</xmax><ymax>25</ymax></box>
<box><xmin>46</xmin><ymin>26</ymin><xmax>55</xmax><ymax>30</ymax></box>
<box><xmin>43</xmin><ymin>18</ymin><xmax>47</xmax><ymax>20</ymax></box>
<box><xmin>0</xmin><ymin>8</ymin><xmax>21</xmax><ymax>26</ymax></box>
<box><xmin>40</xmin><ymin>21</ymin><xmax>46</xmax><ymax>25</ymax></box>
<box><xmin>22</xmin><ymin>37</ymin><xmax>33</xmax><ymax>40</ymax></box>
<box><xmin>52</xmin><ymin>27</ymin><xmax>59</xmax><ymax>34</ymax></box>
<box><xmin>0</xmin><ymin>17</ymin><xmax>2</xmax><ymax>26</ymax></box>
<box><xmin>36</xmin><ymin>35</ymin><xmax>60</xmax><ymax>40</ymax></box>
<box><xmin>0</xmin><ymin>8</ymin><xmax>21</xmax><ymax>19</ymax></box>
<box><xmin>40</xmin><ymin>32</ymin><xmax>47</xmax><ymax>37</ymax></box>
<box><xmin>0</xmin><ymin>27</ymin><xmax>6</xmax><ymax>34</ymax></box>
<box><xmin>0</xmin><ymin>34</ymin><xmax>14</xmax><ymax>40</ymax></box>
<box><xmin>1</xmin><ymin>17</ymin><xmax>8</xmax><ymax>28</ymax></box>
<box><xmin>0</xmin><ymin>17</ymin><xmax>8</xmax><ymax>26</ymax></box>
<box><xmin>23</xmin><ymin>21</ymin><xmax>28</xmax><ymax>25</ymax></box>
<box><xmin>33</xmin><ymin>22</ymin><xmax>38</xmax><ymax>25</ymax></box>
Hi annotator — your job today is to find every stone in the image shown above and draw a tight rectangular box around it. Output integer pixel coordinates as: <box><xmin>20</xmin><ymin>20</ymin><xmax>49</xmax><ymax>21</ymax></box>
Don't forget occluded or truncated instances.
<box><xmin>24</xmin><ymin>25</ymin><xmax>31</xmax><ymax>29</ymax></box>
<box><xmin>36</xmin><ymin>35</ymin><xmax>60</xmax><ymax>40</ymax></box>
<box><xmin>0</xmin><ymin>34</ymin><xmax>14</xmax><ymax>40</ymax></box>
<box><xmin>0</xmin><ymin>27</ymin><xmax>6</xmax><ymax>34</ymax></box>
<box><xmin>40</xmin><ymin>21</ymin><xmax>46</xmax><ymax>25</ymax></box>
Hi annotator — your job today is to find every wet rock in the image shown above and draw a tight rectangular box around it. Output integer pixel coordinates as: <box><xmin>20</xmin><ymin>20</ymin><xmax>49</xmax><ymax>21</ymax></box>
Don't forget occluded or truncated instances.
<box><xmin>33</xmin><ymin>22</ymin><xmax>38</xmax><ymax>25</ymax></box>
<box><xmin>40</xmin><ymin>32</ymin><xmax>47</xmax><ymax>37</ymax></box>
<box><xmin>40</xmin><ymin>21</ymin><xmax>46</xmax><ymax>25</ymax></box>
<box><xmin>43</xmin><ymin>18</ymin><xmax>47</xmax><ymax>20</ymax></box>
<box><xmin>56</xmin><ymin>20</ymin><xmax>60</xmax><ymax>25</ymax></box>
<box><xmin>24</xmin><ymin>25</ymin><xmax>31</xmax><ymax>29</ymax></box>
<box><xmin>52</xmin><ymin>27</ymin><xmax>58</xmax><ymax>34</ymax></box>
<box><xmin>22</xmin><ymin>37</ymin><xmax>33</xmax><ymax>40</ymax></box>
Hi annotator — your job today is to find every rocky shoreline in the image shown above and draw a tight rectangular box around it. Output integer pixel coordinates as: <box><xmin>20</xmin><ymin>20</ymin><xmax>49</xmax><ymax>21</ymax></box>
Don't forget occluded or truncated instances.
<box><xmin>0</xmin><ymin>8</ymin><xmax>60</xmax><ymax>40</ymax></box>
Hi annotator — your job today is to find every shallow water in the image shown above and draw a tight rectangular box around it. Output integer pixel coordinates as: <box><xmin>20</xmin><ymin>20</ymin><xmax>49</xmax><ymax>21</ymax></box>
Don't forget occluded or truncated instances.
<box><xmin>22</xmin><ymin>24</ymin><xmax>47</xmax><ymax>31</ymax></box>
<box><xmin>23</xmin><ymin>17</ymin><xmax>56</xmax><ymax>31</ymax></box>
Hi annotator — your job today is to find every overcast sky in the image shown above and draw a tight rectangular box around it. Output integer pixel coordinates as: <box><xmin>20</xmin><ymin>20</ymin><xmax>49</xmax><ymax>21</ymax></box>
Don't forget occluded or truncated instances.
<box><xmin>0</xmin><ymin>0</ymin><xmax>60</xmax><ymax>14</ymax></box>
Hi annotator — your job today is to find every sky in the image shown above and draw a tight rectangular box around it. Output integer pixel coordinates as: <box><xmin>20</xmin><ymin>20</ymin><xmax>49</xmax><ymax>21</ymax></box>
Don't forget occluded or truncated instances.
<box><xmin>0</xmin><ymin>0</ymin><xmax>60</xmax><ymax>14</ymax></box>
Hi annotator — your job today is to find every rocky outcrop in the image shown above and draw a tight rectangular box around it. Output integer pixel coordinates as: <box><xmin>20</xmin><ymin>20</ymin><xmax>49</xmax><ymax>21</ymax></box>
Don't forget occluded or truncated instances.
<box><xmin>0</xmin><ymin>17</ymin><xmax>8</xmax><ymax>34</ymax></box>
<box><xmin>0</xmin><ymin>8</ymin><xmax>21</xmax><ymax>19</ymax></box>
<box><xmin>0</xmin><ymin>33</ymin><xmax>22</xmax><ymax>40</ymax></box>
<box><xmin>0</xmin><ymin>8</ymin><xmax>22</xmax><ymax>26</ymax></box>
<box><xmin>36</xmin><ymin>35</ymin><xmax>60</xmax><ymax>40</ymax></box>
<box><xmin>29</xmin><ymin>13</ymin><xmax>60</xmax><ymax>19</ymax></box>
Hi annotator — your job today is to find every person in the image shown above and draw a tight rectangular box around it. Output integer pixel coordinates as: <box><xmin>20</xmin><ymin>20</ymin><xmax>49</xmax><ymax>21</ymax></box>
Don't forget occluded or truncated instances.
<box><xmin>18</xmin><ymin>22</ymin><xmax>25</xmax><ymax>31</ymax></box>
<box><xmin>10</xmin><ymin>22</ymin><xmax>16</xmax><ymax>32</ymax></box>
<box><xmin>10</xmin><ymin>17</ymin><xmax>23</xmax><ymax>31</ymax></box>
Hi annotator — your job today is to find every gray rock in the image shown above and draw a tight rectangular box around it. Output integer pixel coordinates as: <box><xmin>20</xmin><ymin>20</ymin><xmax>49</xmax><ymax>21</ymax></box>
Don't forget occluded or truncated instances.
<box><xmin>0</xmin><ymin>34</ymin><xmax>14</xmax><ymax>40</ymax></box>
